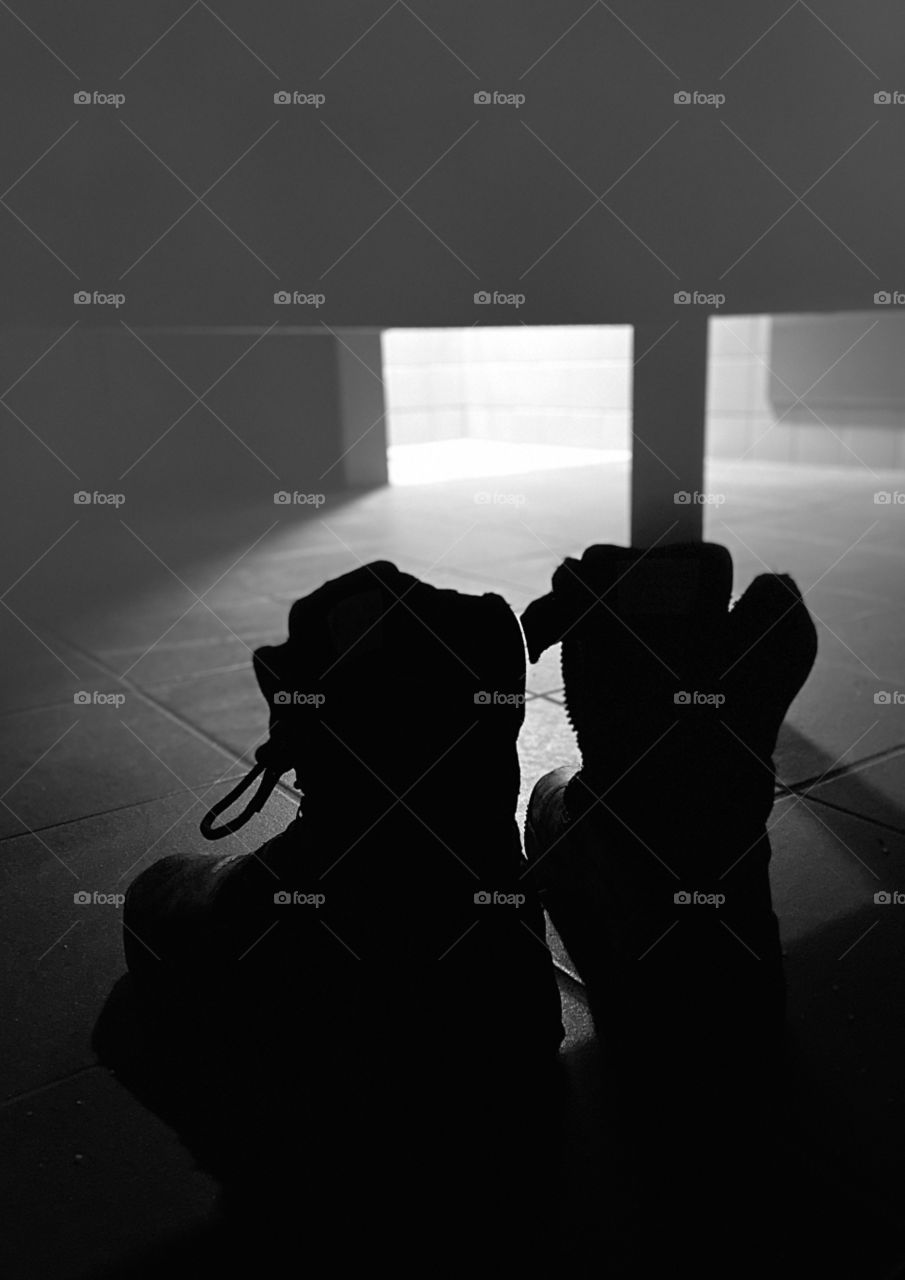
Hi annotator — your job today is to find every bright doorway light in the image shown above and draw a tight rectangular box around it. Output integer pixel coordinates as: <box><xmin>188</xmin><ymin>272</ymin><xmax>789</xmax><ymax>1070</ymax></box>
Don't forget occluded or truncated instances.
<box><xmin>389</xmin><ymin>438</ymin><xmax>628</xmax><ymax>485</ymax></box>
<box><xmin>382</xmin><ymin>325</ymin><xmax>632</xmax><ymax>484</ymax></box>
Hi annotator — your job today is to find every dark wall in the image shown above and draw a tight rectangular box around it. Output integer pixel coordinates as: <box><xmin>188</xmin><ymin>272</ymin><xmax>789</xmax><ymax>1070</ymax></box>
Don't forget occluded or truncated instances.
<box><xmin>0</xmin><ymin>324</ymin><xmax>383</xmax><ymax>605</ymax></box>
<box><xmin>0</xmin><ymin>1</ymin><xmax>903</xmax><ymax>326</ymax></box>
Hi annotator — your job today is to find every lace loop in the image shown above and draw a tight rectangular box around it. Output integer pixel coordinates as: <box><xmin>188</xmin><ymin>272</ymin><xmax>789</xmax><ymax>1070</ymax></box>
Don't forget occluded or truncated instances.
<box><xmin>200</xmin><ymin>763</ymin><xmax>283</xmax><ymax>840</ymax></box>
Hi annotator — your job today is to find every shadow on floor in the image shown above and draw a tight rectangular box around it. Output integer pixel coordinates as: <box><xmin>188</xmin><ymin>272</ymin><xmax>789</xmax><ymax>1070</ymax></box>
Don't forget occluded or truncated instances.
<box><xmin>89</xmin><ymin>979</ymin><xmax>905</xmax><ymax>1277</ymax></box>
<box><xmin>90</xmin><ymin>969</ymin><xmax>567</xmax><ymax>1277</ymax></box>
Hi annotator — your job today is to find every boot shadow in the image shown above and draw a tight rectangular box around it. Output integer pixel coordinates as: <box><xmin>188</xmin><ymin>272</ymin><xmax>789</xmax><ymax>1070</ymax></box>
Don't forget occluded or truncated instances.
<box><xmin>91</xmin><ymin>970</ymin><xmax>567</xmax><ymax>1275</ymax></box>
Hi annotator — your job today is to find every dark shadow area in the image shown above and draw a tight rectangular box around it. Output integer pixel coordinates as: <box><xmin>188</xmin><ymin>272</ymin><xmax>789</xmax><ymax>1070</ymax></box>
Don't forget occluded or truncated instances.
<box><xmin>91</xmin><ymin>966</ymin><xmax>905</xmax><ymax>1280</ymax></box>
<box><xmin>533</xmin><ymin>726</ymin><xmax>905</xmax><ymax>1276</ymax></box>
<box><xmin>768</xmin><ymin>726</ymin><xmax>905</xmax><ymax>1239</ymax></box>
<box><xmin>90</xmin><ymin>970</ymin><xmax>567</xmax><ymax>1277</ymax></box>
<box><xmin>550</xmin><ymin>1001</ymin><xmax>904</xmax><ymax>1278</ymax></box>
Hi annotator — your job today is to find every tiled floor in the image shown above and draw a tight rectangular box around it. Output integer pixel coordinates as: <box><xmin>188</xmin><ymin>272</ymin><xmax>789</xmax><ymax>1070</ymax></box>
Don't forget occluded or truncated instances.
<box><xmin>4</xmin><ymin>453</ymin><xmax>905</xmax><ymax>1276</ymax></box>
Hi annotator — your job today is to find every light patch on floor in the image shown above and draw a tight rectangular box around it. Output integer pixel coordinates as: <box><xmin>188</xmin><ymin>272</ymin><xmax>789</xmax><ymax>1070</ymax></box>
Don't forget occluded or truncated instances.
<box><xmin>388</xmin><ymin>438</ymin><xmax>629</xmax><ymax>486</ymax></box>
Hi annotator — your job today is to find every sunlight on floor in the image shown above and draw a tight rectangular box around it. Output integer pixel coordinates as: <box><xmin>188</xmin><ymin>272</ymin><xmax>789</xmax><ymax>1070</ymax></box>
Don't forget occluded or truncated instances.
<box><xmin>388</xmin><ymin>438</ymin><xmax>630</xmax><ymax>486</ymax></box>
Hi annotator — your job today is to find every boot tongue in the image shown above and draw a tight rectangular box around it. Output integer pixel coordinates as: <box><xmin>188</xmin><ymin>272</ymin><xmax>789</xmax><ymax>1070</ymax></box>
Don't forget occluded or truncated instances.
<box><xmin>518</xmin><ymin>543</ymin><xmax>737</xmax><ymax>809</ymax></box>
<box><xmin>521</xmin><ymin>543</ymin><xmax>732</xmax><ymax>663</ymax></box>
<box><xmin>553</xmin><ymin>541</ymin><xmax>733</xmax><ymax>627</ymax></box>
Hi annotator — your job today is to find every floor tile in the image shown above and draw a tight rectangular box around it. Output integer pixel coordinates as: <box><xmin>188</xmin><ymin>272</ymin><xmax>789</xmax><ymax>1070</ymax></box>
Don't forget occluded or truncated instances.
<box><xmin>805</xmin><ymin>750</ymin><xmax>905</xmax><ymax>836</ymax></box>
<box><xmin>149</xmin><ymin>666</ymin><xmax>269</xmax><ymax>761</ymax></box>
<box><xmin>0</xmin><ymin>695</ymin><xmax>246</xmax><ymax>840</ymax></box>
<box><xmin>525</xmin><ymin>644</ymin><xmax>564</xmax><ymax>696</ymax></box>
<box><xmin>769</xmin><ymin>793</ymin><xmax>899</xmax><ymax>948</ymax></box>
<box><xmin>0</xmin><ymin>1068</ymin><xmax>217</xmax><ymax>1280</ymax></box>
<box><xmin>775</xmin><ymin>659</ymin><xmax>905</xmax><ymax>787</ymax></box>
<box><xmin>0</xmin><ymin>621</ymin><xmax>114</xmax><ymax>717</ymax></box>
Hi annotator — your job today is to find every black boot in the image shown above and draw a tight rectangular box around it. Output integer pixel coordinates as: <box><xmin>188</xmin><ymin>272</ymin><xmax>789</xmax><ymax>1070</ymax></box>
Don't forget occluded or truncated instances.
<box><xmin>521</xmin><ymin>542</ymin><xmax>817</xmax><ymax>1093</ymax></box>
<box><xmin>118</xmin><ymin>561</ymin><xmax>566</xmax><ymax>1264</ymax></box>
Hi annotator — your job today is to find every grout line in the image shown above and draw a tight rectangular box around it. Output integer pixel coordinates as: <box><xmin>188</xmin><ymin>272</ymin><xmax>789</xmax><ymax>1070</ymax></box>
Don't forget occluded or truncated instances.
<box><xmin>0</xmin><ymin>658</ymin><xmax>258</xmax><ymax>724</ymax></box>
<box><xmin>41</xmin><ymin>627</ymin><xmax>302</xmax><ymax>801</ymax></box>
<box><xmin>528</xmin><ymin>689</ymin><xmax>565</xmax><ymax>704</ymax></box>
<box><xmin>779</xmin><ymin>739</ymin><xmax>905</xmax><ymax>799</ymax></box>
<box><xmin>789</xmin><ymin>790</ymin><xmax>905</xmax><ymax>840</ymax></box>
<box><xmin>138</xmin><ymin>660</ymin><xmax>254</xmax><ymax>688</ymax></box>
<box><xmin>0</xmin><ymin>694</ymin><xmax>102</xmax><ymax>722</ymax></box>
<box><xmin>0</xmin><ymin>773</ymin><xmax>258</xmax><ymax>845</ymax></box>
<box><xmin>95</xmin><ymin>638</ymin><xmax>273</xmax><ymax>661</ymax></box>
<box><xmin>1</xmin><ymin>1062</ymin><xmax>99</xmax><ymax>1111</ymax></box>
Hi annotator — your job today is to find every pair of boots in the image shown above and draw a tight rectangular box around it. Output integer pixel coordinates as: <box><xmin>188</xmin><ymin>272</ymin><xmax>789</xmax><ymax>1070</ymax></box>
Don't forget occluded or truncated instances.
<box><xmin>119</xmin><ymin>544</ymin><xmax>816</xmax><ymax>1257</ymax></box>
